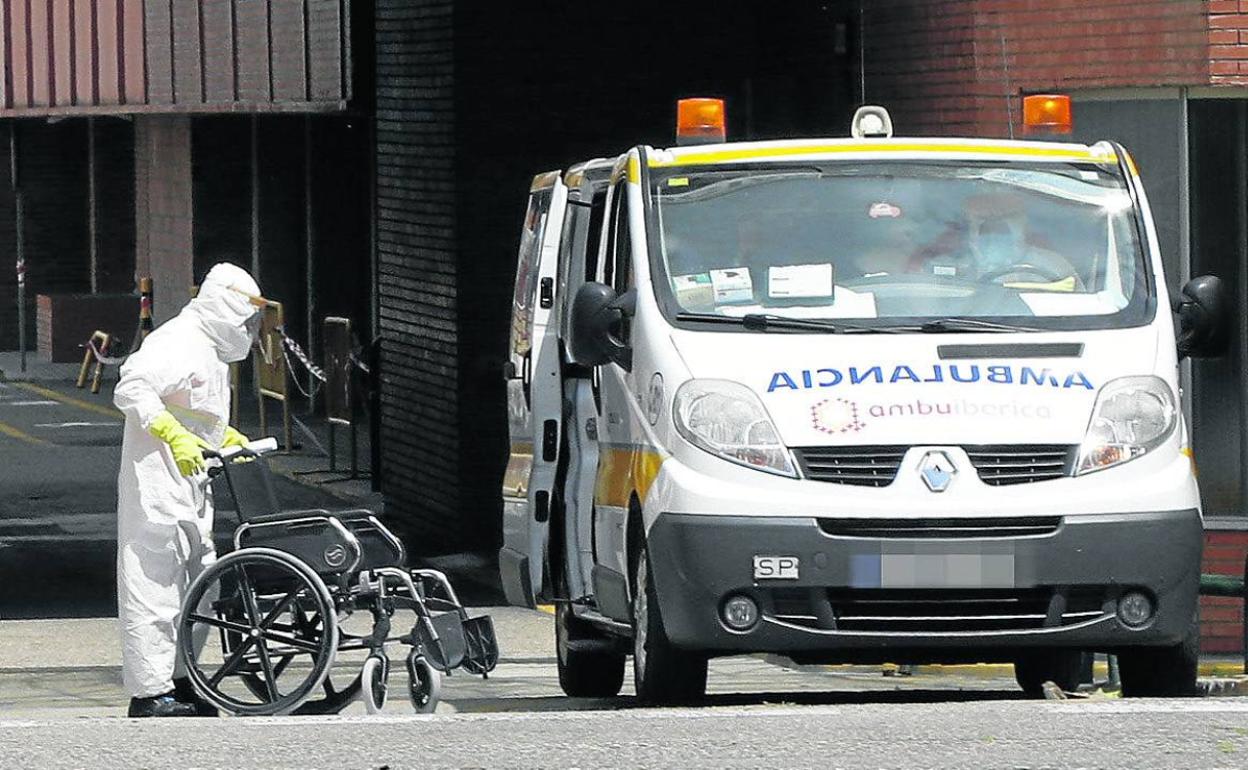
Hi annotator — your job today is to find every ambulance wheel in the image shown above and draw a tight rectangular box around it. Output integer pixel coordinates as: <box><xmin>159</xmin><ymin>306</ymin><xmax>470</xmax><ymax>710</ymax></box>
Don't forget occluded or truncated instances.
<box><xmin>556</xmin><ymin>602</ymin><xmax>625</xmax><ymax>698</ymax></box>
<box><xmin>1013</xmin><ymin>649</ymin><xmax>1084</xmax><ymax>697</ymax></box>
<box><xmin>631</xmin><ymin>545</ymin><xmax>707</xmax><ymax>706</ymax></box>
<box><xmin>1118</xmin><ymin>617</ymin><xmax>1199</xmax><ymax>698</ymax></box>
<box><xmin>179</xmin><ymin>547</ymin><xmax>339</xmax><ymax>716</ymax></box>
<box><xmin>407</xmin><ymin>652</ymin><xmax>441</xmax><ymax>713</ymax></box>
<box><xmin>361</xmin><ymin>654</ymin><xmax>389</xmax><ymax>714</ymax></box>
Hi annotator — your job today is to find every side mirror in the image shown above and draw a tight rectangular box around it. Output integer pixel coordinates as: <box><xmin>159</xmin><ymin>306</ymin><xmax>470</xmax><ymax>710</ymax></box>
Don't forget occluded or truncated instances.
<box><xmin>1174</xmin><ymin>274</ymin><xmax>1228</xmax><ymax>360</ymax></box>
<box><xmin>569</xmin><ymin>282</ymin><xmax>635</xmax><ymax>370</ymax></box>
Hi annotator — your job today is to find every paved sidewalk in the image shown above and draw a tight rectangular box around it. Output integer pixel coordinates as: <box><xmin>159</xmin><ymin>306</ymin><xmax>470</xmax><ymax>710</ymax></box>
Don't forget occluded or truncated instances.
<box><xmin>3</xmin><ymin>609</ymin><xmax>1245</xmax><ymax>720</ymax></box>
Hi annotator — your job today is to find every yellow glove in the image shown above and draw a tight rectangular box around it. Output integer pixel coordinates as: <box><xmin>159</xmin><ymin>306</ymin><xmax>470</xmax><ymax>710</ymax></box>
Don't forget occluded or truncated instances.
<box><xmin>148</xmin><ymin>411</ymin><xmax>210</xmax><ymax>477</ymax></box>
<box><xmin>222</xmin><ymin>426</ymin><xmax>250</xmax><ymax>449</ymax></box>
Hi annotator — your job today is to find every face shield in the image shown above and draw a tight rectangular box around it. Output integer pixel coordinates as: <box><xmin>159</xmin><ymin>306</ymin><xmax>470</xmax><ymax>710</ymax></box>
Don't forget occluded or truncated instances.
<box><xmin>191</xmin><ymin>263</ymin><xmax>266</xmax><ymax>363</ymax></box>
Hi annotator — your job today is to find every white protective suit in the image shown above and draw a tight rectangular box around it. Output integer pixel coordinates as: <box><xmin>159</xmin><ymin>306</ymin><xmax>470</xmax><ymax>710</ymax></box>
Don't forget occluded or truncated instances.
<box><xmin>114</xmin><ymin>262</ymin><xmax>261</xmax><ymax>698</ymax></box>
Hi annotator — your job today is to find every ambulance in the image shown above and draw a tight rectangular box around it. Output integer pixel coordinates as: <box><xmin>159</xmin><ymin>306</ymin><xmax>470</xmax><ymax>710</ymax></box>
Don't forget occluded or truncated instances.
<box><xmin>500</xmin><ymin>97</ymin><xmax>1226</xmax><ymax>704</ymax></box>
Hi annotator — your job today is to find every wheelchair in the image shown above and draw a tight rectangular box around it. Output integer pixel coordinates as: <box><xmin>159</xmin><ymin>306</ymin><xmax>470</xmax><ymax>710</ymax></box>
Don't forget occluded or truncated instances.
<box><xmin>176</xmin><ymin>440</ymin><xmax>498</xmax><ymax>716</ymax></box>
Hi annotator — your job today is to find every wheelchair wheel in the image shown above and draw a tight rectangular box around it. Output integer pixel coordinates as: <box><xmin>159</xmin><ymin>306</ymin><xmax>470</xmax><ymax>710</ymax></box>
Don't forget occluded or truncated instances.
<box><xmin>361</xmin><ymin>655</ymin><xmax>389</xmax><ymax>714</ymax></box>
<box><xmin>407</xmin><ymin>652</ymin><xmax>441</xmax><ymax>714</ymax></box>
<box><xmin>179</xmin><ymin>547</ymin><xmax>339</xmax><ymax>716</ymax></box>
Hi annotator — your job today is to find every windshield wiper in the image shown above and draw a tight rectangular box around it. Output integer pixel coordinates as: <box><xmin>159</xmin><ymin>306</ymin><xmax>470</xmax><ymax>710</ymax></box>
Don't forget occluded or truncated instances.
<box><xmin>915</xmin><ymin>317</ymin><xmax>1044</xmax><ymax>334</ymax></box>
<box><xmin>674</xmin><ymin>312</ymin><xmax>1042</xmax><ymax>334</ymax></box>
<box><xmin>674</xmin><ymin>312</ymin><xmax>897</xmax><ymax>334</ymax></box>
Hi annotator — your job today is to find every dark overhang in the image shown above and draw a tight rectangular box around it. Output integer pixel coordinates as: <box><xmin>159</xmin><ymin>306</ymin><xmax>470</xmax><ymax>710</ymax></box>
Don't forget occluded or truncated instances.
<box><xmin>0</xmin><ymin>0</ymin><xmax>351</xmax><ymax>117</ymax></box>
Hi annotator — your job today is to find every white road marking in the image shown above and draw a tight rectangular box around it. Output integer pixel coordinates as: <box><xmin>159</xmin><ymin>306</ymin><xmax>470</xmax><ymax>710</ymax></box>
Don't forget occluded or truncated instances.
<box><xmin>34</xmin><ymin>422</ymin><xmax>119</xmax><ymax>428</ymax></box>
<box><xmin>0</xmin><ymin>400</ymin><xmax>59</xmax><ymax>406</ymax></box>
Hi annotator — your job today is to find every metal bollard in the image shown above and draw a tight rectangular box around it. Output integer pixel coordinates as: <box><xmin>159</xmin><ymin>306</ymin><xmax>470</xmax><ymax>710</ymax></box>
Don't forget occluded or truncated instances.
<box><xmin>139</xmin><ymin>277</ymin><xmax>154</xmax><ymax>339</ymax></box>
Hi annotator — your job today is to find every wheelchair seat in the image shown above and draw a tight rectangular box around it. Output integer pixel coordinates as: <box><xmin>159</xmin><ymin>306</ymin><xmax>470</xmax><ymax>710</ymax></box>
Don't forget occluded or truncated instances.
<box><xmin>217</xmin><ymin>455</ymin><xmax>405</xmax><ymax>574</ymax></box>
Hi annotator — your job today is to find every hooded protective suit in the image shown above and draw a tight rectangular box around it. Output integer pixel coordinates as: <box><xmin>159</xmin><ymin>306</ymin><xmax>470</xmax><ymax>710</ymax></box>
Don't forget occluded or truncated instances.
<box><xmin>114</xmin><ymin>262</ymin><xmax>261</xmax><ymax>698</ymax></box>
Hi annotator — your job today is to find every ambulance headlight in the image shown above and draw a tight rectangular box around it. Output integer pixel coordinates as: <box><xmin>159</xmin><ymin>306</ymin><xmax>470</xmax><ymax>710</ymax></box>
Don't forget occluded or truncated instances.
<box><xmin>673</xmin><ymin>379</ymin><xmax>797</xmax><ymax>477</ymax></box>
<box><xmin>1076</xmin><ymin>376</ymin><xmax>1176</xmax><ymax>475</ymax></box>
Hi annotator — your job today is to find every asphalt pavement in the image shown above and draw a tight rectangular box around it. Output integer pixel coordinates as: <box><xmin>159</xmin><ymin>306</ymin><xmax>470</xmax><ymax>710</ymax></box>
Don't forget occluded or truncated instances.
<box><xmin>0</xmin><ymin>376</ymin><xmax>380</xmax><ymax>618</ymax></box>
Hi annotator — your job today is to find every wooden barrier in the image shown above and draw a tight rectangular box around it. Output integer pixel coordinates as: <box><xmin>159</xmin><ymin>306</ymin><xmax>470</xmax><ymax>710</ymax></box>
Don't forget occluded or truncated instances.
<box><xmin>75</xmin><ymin>330</ymin><xmax>112</xmax><ymax>394</ymax></box>
<box><xmin>254</xmin><ymin>299</ymin><xmax>292</xmax><ymax>451</ymax></box>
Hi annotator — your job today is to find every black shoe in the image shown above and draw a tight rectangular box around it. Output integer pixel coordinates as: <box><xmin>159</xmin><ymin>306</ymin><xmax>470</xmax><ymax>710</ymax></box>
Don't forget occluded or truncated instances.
<box><xmin>127</xmin><ymin>691</ymin><xmax>198</xmax><ymax>718</ymax></box>
<box><xmin>173</xmin><ymin>677</ymin><xmax>219</xmax><ymax>717</ymax></box>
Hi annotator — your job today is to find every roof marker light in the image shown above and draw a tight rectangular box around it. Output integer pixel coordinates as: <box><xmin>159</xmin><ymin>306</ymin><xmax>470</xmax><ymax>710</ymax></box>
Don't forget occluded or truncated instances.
<box><xmin>1023</xmin><ymin>94</ymin><xmax>1073</xmax><ymax>135</ymax></box>
<box><xmin>676</xmin><ymin>98</ymin><xmax>726</xmax><ymax>146</ymax></box>
<box><xmin>851</xmin><ymin>105</ymin><xmax>893</xmax><ymax>139</ymax></box>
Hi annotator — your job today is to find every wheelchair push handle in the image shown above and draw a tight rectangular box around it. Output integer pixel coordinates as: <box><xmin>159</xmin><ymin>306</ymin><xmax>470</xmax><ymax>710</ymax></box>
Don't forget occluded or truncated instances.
<box><xmin>203</xmin><ymin>437</ymin><xmax>280</xmax><ymax>478</ymax></box>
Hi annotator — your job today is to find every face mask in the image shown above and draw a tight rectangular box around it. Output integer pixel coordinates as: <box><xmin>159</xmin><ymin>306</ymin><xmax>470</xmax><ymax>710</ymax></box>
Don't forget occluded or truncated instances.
<box><xmin>244</xmin><ymin>311</ymin><xmax>263</xmax><ymax>342</ymax></box>
<box><xmin>974</xmin><ymin>227</ymin><xmax>1024</xmax><ymax>270</ymax></box>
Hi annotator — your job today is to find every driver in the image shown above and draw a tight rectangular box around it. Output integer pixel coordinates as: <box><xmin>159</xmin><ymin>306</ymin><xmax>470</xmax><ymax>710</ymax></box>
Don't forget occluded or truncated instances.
<box><xmin>963</xmin><ymin>193</ymin><xmax>1081</xmax><ymax>288</ymax></box>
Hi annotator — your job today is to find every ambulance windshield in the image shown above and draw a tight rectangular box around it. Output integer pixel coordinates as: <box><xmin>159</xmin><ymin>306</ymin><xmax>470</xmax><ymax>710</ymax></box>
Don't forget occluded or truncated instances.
<box><xmin>650</xmin><ymin>162</ymin><xmax>1151</xmax><ymax>331</ymax></box>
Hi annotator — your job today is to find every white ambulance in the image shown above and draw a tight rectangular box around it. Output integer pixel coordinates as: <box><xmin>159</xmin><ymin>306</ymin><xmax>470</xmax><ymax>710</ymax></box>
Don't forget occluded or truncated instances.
<box><xmin>501</xmin><ymin>98</ymin><xmax>1225</xmax><ymax>704</ymax></box>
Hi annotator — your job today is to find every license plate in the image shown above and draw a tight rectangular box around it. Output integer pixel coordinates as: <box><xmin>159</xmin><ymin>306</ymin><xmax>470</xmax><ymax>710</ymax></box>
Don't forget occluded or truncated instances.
<box><xmin>754</xmin><ymin>555</ymin><xmax>800</xmax><ymax>580</ymax></box>
<box><xmin>850</xmin><ymin>553</ymin><xmax>1015</xmax><ymax>588</ymax></box>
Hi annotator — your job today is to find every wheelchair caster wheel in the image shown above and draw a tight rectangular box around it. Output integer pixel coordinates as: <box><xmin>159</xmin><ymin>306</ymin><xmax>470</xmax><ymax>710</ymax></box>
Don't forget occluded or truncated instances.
<box><xmin>362</xmin><ymin>655</ymin><xmax>389</xmax><ymax>714</ymax></box>
<box><xmin>407</xmin><ymin>653</ymin><xmax>441</xmax><ymax>714</ymax></box>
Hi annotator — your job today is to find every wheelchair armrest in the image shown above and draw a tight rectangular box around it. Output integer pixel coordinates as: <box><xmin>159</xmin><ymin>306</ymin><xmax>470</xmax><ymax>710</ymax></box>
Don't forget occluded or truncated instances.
<box><xmin>246</xmin><ymin>508</ymin><xmax>332</xmax><ymax>525</ymax></box>
<box><xmin>244</xmin><ymin>508</ymin><xmax>379</xmax><ymax>526</ymax></box>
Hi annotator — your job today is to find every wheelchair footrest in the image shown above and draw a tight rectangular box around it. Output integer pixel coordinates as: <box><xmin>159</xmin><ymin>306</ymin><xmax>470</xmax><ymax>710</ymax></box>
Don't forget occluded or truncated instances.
<box><xmin>461</xmin><ymin>614</ymin><xmax>500</xmax><ymax>676</ymax></box>
<box><xmin>412</xmin><ymin>612</ymin><xmax>467</xmax><ymax>672</ymax></box>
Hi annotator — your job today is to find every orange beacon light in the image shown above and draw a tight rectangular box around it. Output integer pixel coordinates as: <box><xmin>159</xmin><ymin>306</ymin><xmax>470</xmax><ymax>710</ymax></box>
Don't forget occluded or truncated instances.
<box><xmin>676</xmin><ymin>98</ymin><xmax>726</xmax><ymax>145</ymax></box>
<box><xmin>1022</xmin><ymin>94</ymin><xmax>1073</xmax><ymax>135</ymax></box>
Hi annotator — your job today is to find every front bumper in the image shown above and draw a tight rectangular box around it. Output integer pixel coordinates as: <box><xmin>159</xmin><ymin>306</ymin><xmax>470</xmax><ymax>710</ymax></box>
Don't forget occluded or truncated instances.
<box><xmin>645</xmin><ymin>509</ymin><xmax>1201</xmax><ymax>663</ymax></box>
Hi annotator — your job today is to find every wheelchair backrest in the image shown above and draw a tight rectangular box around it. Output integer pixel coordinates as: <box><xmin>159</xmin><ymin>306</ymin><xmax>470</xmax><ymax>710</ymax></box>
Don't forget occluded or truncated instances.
<box><xmin>216</xmin><ymin>456</ymin><xmax>283</xmax><ymax>521</ymax></box>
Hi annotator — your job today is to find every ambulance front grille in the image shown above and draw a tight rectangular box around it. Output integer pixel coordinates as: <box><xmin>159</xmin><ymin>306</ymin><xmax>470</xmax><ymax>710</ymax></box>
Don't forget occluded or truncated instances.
<box><xmin>793</xmin><ymin>446</ymin><xmax>907</xmax><ymax>487</ymax></box>
<box><xmin>765</xmin><ymin>587</ymin><xmax>1109</xmax><ymax>633</ymax></box>
<box><xmin>965</xmin><ymin>445</ymin><xmax>1076</xmax><ymax>486</ymax></box>
<box><xmin>793</xmin><ymin>445</ymin><xmax>1076</xmax><ymax>487</ymax></box>
<box><xmin>817</xmin><ymin>516</ymin><xmax>1062</xmax><ymax>539</ymax></box>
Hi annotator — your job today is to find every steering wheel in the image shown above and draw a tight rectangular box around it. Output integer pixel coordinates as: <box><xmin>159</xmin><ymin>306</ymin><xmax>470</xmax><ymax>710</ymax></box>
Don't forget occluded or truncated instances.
<box><xmin>978</xmin><ymin>263</ymin><xmax>1067</xmax><ymax>284</ymax></box>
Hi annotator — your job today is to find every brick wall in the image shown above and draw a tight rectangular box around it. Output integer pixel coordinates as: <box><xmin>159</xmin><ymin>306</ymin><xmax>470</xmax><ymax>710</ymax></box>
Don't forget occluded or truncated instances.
<box><xmin>863</xmin><ymin>0</ymin><xmax>1209</xmax><ymax>137</ymax></box>
<box><xmin>375</xmin><ymin>0</ymin><xmax>464</xmax><ymax>549</ymax></box>
<box><xmin>1209</xmin><ymin>2</ymin><xmax>1248</xmax><ymax>85</ymax></box>
<box><xmin>1201</xmin><ymin>531</ymin><xmax>1248</xmax><ymax>654</ymax></box>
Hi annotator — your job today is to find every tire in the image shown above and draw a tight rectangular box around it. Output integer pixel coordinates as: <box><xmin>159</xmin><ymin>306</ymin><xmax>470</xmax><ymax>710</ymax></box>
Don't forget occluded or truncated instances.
<box><xmin>179</xmin><ymin>547</ymin><xmax>339</xmax><ymax>716</ymax></box>
<box><xmin>1118</xmin><ymin>619</ymin><xmax>1200</xmax><ymax>698</ymax></box>
<box><xmin>1013</xmin><ymin>650</ymin><xmax>1085</xmax><ymax>697</ymax></box>
<box><xmin>556</xmin><ymin>602</ymin><xmax>626</xmax><ymax>698</ymax></box>
<box><xmin>361</xmin><ymin>655</ymin><xmax>389</xmax><ymax>714</ymax></box>
<box><xmin>407</xmin><ymin>653</ymin><xmax>442</xmax><ymax>713</ymax></box>
<box><xmin>632</xmin><ymin>546</ymin><xmax>707</xmax><ymax>706</ymax></box>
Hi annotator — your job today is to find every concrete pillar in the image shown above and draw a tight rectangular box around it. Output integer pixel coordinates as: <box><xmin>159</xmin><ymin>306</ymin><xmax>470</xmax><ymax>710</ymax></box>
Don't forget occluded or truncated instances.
<box><xmin>133</xmin><ymin>115</ymin><xmax>193</xmax><ymax>326</ymax></box>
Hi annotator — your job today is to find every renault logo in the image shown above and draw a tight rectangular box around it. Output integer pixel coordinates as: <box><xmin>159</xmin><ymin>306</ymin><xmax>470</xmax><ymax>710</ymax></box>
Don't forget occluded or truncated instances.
<box><xmin>918</xmin><ymin>450</ymin><xmax>957</xmax><ymax>492</ymax></box>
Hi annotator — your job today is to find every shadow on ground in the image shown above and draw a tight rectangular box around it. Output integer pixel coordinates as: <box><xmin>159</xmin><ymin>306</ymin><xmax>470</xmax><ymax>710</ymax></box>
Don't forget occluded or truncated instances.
<box><xmin>451</xmin><ymin>688</ymin><xmax>1028</xmax><ymax>713</ymax></box>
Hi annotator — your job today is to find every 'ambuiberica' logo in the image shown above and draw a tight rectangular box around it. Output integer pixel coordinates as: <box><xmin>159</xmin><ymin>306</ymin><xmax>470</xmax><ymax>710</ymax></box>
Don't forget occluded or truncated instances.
<box><xmin>811</xmin><ymin>396</ymin><xmax>1055</xmax><ymax>435</ymax></box>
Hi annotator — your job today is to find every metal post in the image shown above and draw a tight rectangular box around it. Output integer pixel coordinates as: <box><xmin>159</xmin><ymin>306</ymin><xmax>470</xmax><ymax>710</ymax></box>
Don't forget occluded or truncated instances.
<box><xmin>11</xmin><ymin>123</ymin><xmax>26</xmax><ymax>373</ymax></box>
<box><xmin>250</xmin><ymin>116</ymin><xmax>260</xmax><ymax>282</ymax></box>
<box><xmin>350</xmin><ymin>418</ymin><xmax>359</xmax><ymax>479</ymax></box>
<box><xmin>304</xmin><ymin>116</ymin><xmax>316</xmax><ymax>415</ymax></box>
<box><xmin>88</xmin><ymin>117</ymin><xmax>98</xmax><ymax>294</ymax></box>
<box><xmin>1238</xmin><ymin>104</ymin><xmax>1248</xmax><ymax>528</ymax></box>
<box><xmin>328</xmin><ymin>422</ymin><xmax>337</xmax><ymax>473</ymax></box>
